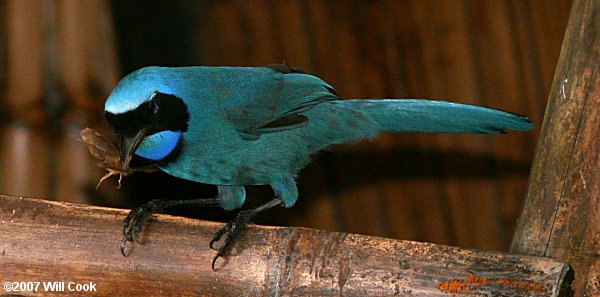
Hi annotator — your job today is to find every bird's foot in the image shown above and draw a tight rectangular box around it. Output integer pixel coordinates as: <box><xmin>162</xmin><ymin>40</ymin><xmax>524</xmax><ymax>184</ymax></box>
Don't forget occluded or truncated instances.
<box><xmin>209</xmin><ymin>208</ymin><xmax>255</xmax><ymax>270</ymax></box>
<box><xmin>120</xmin><ymin>199</ymin><xmax>165</xmax><ymax>256</ymax></box>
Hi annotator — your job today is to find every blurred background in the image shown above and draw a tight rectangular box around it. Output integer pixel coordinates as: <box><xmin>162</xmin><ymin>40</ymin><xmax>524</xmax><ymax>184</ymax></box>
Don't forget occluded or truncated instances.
<box><xmin>0</xmin><ymin>0</ymin><xmax>572</xmax><ymax>252</ymax></box>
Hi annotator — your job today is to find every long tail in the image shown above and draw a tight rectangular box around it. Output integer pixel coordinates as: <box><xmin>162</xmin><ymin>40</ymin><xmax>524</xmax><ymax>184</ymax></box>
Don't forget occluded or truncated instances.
<box><xmin>333</xmin><ymin>99</ymin><xmax>534</xmax><ymax>134</ymax></box>
<box><xmin>302</xmin><ymin>98</ymin><xmax>533</xmax><ymax>153</ymax></box>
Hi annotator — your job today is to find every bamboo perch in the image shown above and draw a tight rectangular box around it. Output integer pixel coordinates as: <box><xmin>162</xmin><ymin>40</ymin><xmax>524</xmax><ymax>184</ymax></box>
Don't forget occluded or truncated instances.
<box><xmin>510</xmin><ymin>0</ymin><xmax>599</xmax><ymax>295</ymax></box>
<box><xmin>0</xmin><ymin>195</ymin><xmax>571</xmax><ymax>296</ymax></box>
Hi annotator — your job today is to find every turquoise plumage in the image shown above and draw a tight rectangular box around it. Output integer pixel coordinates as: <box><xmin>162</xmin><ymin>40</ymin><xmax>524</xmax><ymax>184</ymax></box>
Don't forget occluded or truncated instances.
<box><xmin>104</xmin><ymin>65</ymin><xmax>533</xmax><ymax>268</ymax></box>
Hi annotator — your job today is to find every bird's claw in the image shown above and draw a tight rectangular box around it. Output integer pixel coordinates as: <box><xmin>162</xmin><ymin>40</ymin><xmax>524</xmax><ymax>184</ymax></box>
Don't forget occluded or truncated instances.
<box><xmin>210</xmin><ymin>209</ymin><xmax>254</xmax><ymax>270</ymax></box>
<box><xmin>120</xmin><ymin>199</ymin><xmax>164</xmax><ymax>256</ymax></box>
<box><xmin>209</xmin><ymin>222</ymin><xmax>233</xmax><ymax>250</ymax></box>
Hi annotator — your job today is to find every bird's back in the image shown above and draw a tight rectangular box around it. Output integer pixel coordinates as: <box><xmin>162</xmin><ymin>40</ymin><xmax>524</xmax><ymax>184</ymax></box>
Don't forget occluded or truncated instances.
<box><xmin>155</xmin><ymin>66</ymin><xmax>342</xmax><ymax>186</ymax></box>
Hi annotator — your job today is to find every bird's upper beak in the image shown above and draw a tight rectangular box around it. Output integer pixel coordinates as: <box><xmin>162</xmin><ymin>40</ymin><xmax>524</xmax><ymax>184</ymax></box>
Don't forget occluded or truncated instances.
<box><xmin>119</xmin><ymin>129</ymin><xmax>146</xmax><ymax>169</ymax></box>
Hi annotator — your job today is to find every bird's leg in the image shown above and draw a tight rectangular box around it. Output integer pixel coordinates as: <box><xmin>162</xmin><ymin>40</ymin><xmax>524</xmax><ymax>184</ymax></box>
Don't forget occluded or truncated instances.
<box><xmin>209</xmin><ymin>198</ymin><xmax>282</xmax><ymax>270</ymax></box>
<box><xmin>121</xmin><ymin>197</ymin><xmax>220</xmax><ymax>256</ymax></box>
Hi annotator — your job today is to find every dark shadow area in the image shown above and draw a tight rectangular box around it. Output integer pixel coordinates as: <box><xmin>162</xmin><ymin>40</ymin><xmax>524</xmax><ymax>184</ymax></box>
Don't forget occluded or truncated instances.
<box><xmin>111</xmin><ymin>0</ymin><xmax>200</xmax><ymax>73</ymax></box>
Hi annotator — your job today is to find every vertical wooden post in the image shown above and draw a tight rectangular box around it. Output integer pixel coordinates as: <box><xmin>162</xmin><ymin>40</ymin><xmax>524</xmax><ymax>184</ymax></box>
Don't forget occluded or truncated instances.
<box><xmin>510</xmin><ymin>0</ymin><xmax>599</xmax><ymax>295</ymax></box>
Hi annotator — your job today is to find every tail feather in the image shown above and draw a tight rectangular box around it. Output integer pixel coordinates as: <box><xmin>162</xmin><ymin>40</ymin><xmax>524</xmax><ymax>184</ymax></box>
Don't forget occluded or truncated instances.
<box><xmin>334</xmin><ymin>99</ymin><xmax>534</xmax><ymax>134</ymax></box>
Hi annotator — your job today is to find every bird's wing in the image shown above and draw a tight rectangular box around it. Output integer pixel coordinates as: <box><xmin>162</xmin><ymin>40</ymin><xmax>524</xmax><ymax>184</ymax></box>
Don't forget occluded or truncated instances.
<box><xmin>269</xmin><ymin>64</ymin><xmax>338</xmax><ymax>118</ymax></box>
<box><xmin>236</xmin><ymin>65</ymin><xmax>338</xmax><ymax>140</ymax></box>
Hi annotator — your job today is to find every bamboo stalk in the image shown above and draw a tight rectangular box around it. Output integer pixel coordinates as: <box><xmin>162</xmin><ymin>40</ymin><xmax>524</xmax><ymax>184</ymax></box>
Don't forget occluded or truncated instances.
<box><xmin>0</xmin><ymin>194</ymin><xmax>570</xmax><ymax>296</ymax></box>
<box><xmin>0</xmin><ymin>0</ymin><xmax>49</xmax><ymax>200</ymax></box>
<box><xmin>510</xmin><ymin>0</ymin><xmax>600</xmax><ymax>295</ymax></box>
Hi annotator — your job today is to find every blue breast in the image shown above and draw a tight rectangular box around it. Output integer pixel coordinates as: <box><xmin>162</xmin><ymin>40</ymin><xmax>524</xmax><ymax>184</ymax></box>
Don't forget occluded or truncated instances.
<box><xmin>135</xmin><ymin>130</ymin><xmax>181</xmax><ymax>160</ymax></box>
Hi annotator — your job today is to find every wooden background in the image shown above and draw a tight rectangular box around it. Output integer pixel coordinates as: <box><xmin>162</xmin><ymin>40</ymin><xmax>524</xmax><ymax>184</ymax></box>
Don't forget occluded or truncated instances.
<box><xmin>0</xmin><ymin>0</ymin><xmax>572</xmax><ymax>252</ymax></box>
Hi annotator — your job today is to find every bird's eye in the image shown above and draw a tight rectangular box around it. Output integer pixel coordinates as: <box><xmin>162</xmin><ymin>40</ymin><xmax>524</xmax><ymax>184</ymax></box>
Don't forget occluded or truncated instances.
<box><xmin>152</xmin><ymin>101</ymin><xmax>159</xmax><ymax>115</ymax></box>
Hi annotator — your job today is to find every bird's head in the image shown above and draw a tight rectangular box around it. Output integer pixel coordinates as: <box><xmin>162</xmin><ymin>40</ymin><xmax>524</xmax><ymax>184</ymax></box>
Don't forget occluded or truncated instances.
<box><xmin>104</xmin><ymin>67</ymin><xmax>189</xmax><ymax>169</ymax></box>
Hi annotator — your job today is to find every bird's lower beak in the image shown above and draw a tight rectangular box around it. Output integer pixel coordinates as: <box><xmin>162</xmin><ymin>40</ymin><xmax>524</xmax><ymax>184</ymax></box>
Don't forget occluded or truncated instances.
<box><xmin>120</xmin><ymin>129</ymin><xmax>146</xmax><ymax>169</ymax></box>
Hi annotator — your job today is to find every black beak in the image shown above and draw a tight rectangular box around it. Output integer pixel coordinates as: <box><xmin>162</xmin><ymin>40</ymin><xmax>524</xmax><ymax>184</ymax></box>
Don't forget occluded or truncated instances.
<box><xmin>120</xmin><ymin>129</ymin><xmax>146</xmax><ymax>169</ymax></box>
